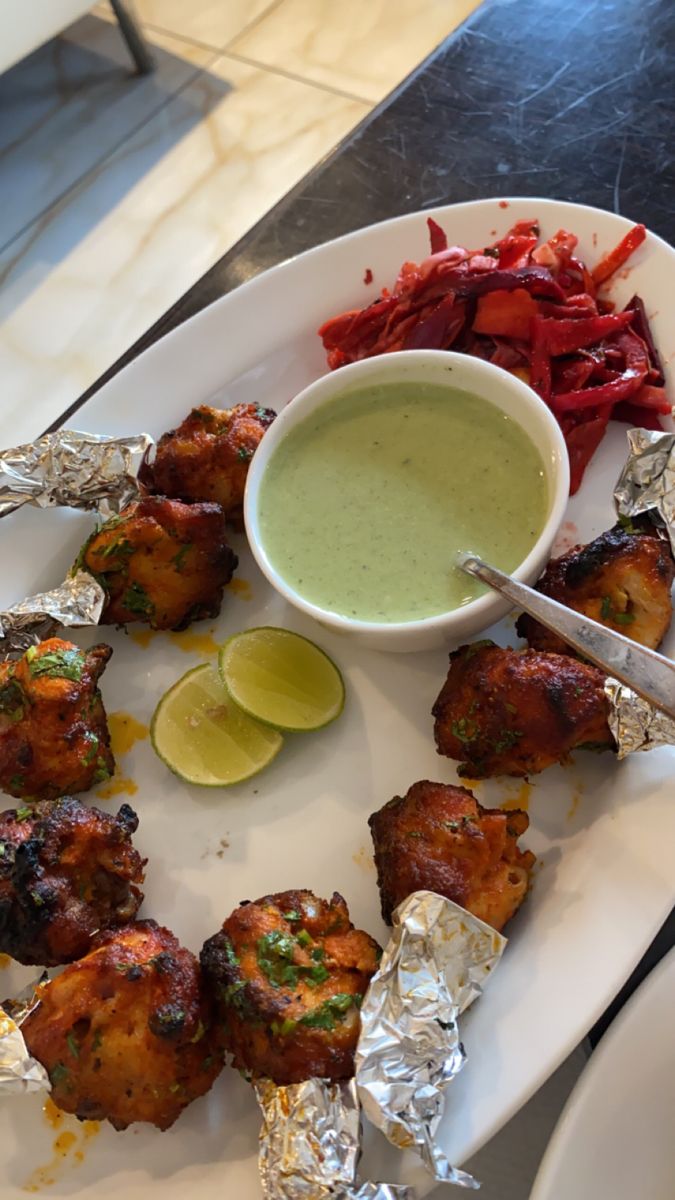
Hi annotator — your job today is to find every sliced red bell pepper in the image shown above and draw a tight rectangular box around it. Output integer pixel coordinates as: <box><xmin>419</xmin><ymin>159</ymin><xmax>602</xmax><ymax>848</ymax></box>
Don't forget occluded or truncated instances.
<box><xmin>427</xmin><ymin>216</ymin><xmax>448</xmax><ymax>255</ymax></box>
<box><xmin>622</xmin><ymin>295</ymin><xmax>665</xmax><ymax>384</ymax></box>
<box><xmin>537</xmin><ymin>311</ymin><xmax>633</xmax><ymax>357</ymax></box>
<box><xmin>623</xmin><ymin>383</ymin><xmax>672</xmax><ymax>413</ymax></box>
<box><xmin>529</xmin><ymin>316</ymin><xmax>551</xmax><ymax>400</ymax></box>
<box><xmin>402</xmin><ymin>294</ymin><xmax>466</xmax><ymax>350</ymax></box>
<box><xmin>438</xmin><ymin>264</ymin><xmax>564</xmax><ymax>301</ymax></box>
<box><xmin>472</xmin><ymin>288</ymin><xmax>539</xmax><ymax>340</ymax></box>
<box><xmin>551</xmin><ymin>329</ymin><xmax>649</xmax><ymax>412</ymax></box>
<box><xmin>565</xmin><ymin>414</ymin><xmax>611</xmax><ymax>494</ymax></box>
<box><xmin>592</xmin><ymin>224</ymin><xmax>647</xmax><ymax>286</ymax></box>
<box><xmin>491</xmin><ymin>219</ymin><xmax>540</xmax><ymax>269</ymax></box>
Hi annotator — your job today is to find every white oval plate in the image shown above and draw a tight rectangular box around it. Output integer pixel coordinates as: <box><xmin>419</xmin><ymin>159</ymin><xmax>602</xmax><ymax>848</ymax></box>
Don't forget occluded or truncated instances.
<box><xmin>530</xmin><ymin>945</ymin><xmax>675</xmax><ymax>1200</ymax></box>
<box><xmin>1</xmin><ymin>198</ymin><xmax>674</xmax><ymax>1198</ymax></box>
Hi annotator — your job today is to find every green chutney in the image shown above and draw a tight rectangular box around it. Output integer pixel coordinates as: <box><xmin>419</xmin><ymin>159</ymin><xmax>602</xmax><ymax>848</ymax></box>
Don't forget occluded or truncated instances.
<box><xmin>257</xmin><ymin>380</ymin><xmax>548</xmax><ymax>624</ymax></box>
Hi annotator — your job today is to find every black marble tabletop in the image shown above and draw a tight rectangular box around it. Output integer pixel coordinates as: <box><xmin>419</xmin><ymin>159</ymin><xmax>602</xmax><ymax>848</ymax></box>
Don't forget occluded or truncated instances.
<box><xmin>59</xmin><ymin>0</ymin><xmax>674</xmax><ymax>1019</ymax></box>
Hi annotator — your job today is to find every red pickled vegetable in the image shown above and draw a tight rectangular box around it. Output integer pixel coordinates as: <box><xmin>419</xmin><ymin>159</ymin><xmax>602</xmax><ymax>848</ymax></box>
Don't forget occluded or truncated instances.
<box><xmin>592</xmin><ymin>224</ymin><xmax>646</xmax><ymax>286</ymax></box>
<box><xmin>565</xmin><ymin>415</ymin><xmax>611</xmax><ymax>494</ymax></box>
<box><xmin>317</xmin><ymin>214</ymin><xmax>666</xmax><ymax>493</ymax></box>
<box><xmin>473</xmin><ymin>289</ymin><xmax>539</xmax><ymax>340</ymax></box>
<box><xmin>427</xmin><ymin>216</ymin><xmax>448</xmax><ymax>255</ymax></box>
<box><xmin>537</xmin><ymin>311</ymin><xmax>633</xmax><ymax>357</ymax></box>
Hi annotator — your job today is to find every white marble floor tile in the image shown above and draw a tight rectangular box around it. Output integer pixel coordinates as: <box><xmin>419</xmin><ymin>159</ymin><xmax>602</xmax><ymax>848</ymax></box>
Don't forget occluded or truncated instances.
<box><xmin>130</xmin><ymin>0</ymin><xmax>276</xmax><ymax>50</ymax></box>
<box><xmin>230</xmin><ymin>0</ymin><xmax>484</xmax><ymax>103</ymax></box>
<box><xmin>0</xmin><ymin>56</ymin><xmax>366</xmax><ymax>443</ymax></box>
<box><xmin>0</xmin><ymin>15</ymin><xmax>213</xmax><ymax>252</ymax></box>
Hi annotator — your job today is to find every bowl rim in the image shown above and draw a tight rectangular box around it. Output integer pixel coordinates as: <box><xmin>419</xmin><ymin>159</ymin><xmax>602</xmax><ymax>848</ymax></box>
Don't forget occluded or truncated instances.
<box><xmin>243</xmin><ymin>349</ymin><xmax>570</xmax><ymax>636</ymax></box>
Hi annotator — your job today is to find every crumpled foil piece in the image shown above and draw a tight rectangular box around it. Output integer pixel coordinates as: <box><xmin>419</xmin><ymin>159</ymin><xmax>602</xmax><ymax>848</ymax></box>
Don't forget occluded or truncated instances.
<box><xmin>0</xmin><ymin>977</ymin><xmax>50</xmax><ymax>1095</ymax></box>
<box><xmin>605</xmin><ymin>677</ymin><xmax>675</xmax><ymax>758</ymax></box>
<box><xmin>0</xmin><ymin>570</ymin><xmax>105</xmax><ymax>659</ymax></box>
<box><xmin>0</xmin><ymin>430</ymin><xmax>153</xmax><ymax>520</ymax></box>
<box><xmin>614</xmin><ymin>428</ymin><xmax>675</xmax><ymax>554</ymax></box>
<box><xmin>256</xmin><ymin>1077</ymin><xmax>413</xmax><ymax>1200</ymax></box>
<box><xmin>355</xmin><ymin>892</ymin><xmax>506</xmax><ymax>1188</ymax></box>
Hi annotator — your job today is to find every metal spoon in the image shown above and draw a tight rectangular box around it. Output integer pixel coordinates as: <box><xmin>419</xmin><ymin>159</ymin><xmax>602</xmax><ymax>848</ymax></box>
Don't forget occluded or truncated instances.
<box><xmin>457</xmin><ymin>553</ymin><xmax>675</xmax><ymax>722</ymax></box>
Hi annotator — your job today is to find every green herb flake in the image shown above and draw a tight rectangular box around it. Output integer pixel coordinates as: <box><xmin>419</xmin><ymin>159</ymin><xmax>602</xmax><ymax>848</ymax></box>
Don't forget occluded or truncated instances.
<box><xmin>122</xmin><ymin>582</ymin><xmax>155</xmax><ymax>617</ymax></box>
<box><xmin>15</xmin><ymin>807</ymin><xmax>31</xmax><ymax>822</ymax></box>
<box><xmin>29</xmin><ymin>648</ymin><xmax>85</xmax><ymax>682</ymax></box>
<box><xmin>257</xmin><ymin>930</ymin><xmax>299</xmax><ymax>989</ymax></box>
<box><xmin>81</xmin><ymin>733</ymin><xmax>100</xmax><ymax>766</ymax></box>
<box><xmin>451</xmin><ymin>716</ymin><xmax>479</xmax><ymax>745</ymax></box>
<box><xmin>171</xmin><ymin>544</ymin><xmax>192</xmax><ymax>572</ymax></box>
<box><xmin>0</xmin><ymin>679</ymin><xmax>26</xmax><ymax>723</ymax></box>
<box><xmin>9</xmin><ymin>776</ymin><xmax>24</xmax><ymax>792</ymax></box>
<box><xmin>282</xmin><ymin>910</ymin><xmax>301</xmax><ymax>922</ymax></box>
<box><xmin>237</xmin><ymin>446</ymin><xmax>254</xmax><ymax>463</ymax></box>
<box><xmin>190</xmin><ymin>1020</ymin><xmax>206</xmax><ymax>1045</ymax></box>
<box><xmin>270</xmin><ymin>1017</ymin><xmax>297</xmax><ymax>1037</ymax></box>
<box><xmin>50</xmin><ymin>1062</ymin><xmax>69</xmax><ymax>1085</ymax></box>
<box><xmin>299</xmin><ymin>993</ymin><xmax>360</xmax><ymax>1031</ymax></box>
<box><xmin>295</xmin><ymin>929</ymin><xmax>312</xmax><ymax>947</ymax></box>
<box><xmin>222</xmin><ymin>938</ymin><xmax>240</xmax><ymax>967</ymax></box>
<box><xmin>66</xmin><ymin>1033</ymin><xmax>80</xmax><ymax>1059</ymax></box>
<box><xmin>91</xmin><ymin>1030</ymin><xmax>103</xmax><ymax>1053</ymax></box>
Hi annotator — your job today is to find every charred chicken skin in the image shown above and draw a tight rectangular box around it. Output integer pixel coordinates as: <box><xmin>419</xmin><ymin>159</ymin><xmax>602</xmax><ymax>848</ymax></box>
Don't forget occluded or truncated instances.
<box><xmin>200</xmin><ymin>889</ymin><xmax>380</xmax><ymax>1085</ymax></box>
<box><xmin>369</xmin><ymin>780</ymin><xmax>534</xmax><ymax>932</ymax></box>
<box><xmin>146</xmin><ymin>403</ymin><xmax>277</xmax><ymax>526</ymax></box>
<box><xmin>21</xmin><ymin>920</ymin><xmax>221</xmax><ymax>1131</ymax></box>
<box><xmin>432</xmin><ymin>640</ymin><xmax>613</xmax><ymax>777</ymax></box>
<box><xmin>0</xmin><ymin>796</ymin><xmax>145</xmax><ymax>966</ymax></box>
<box><xmin>0</xmin><ymin>638</ymin><xmax>114</xmax><ymax>801</ymax></box>
<box><xmin>517</xmin><ymin>521</ymin><xmax>674</xmax><ymax>655</ymax></box>
<box><xmin>76</xmin><ymin>495</ymin><xmax>237</xmax><ymax>631</ymax></box>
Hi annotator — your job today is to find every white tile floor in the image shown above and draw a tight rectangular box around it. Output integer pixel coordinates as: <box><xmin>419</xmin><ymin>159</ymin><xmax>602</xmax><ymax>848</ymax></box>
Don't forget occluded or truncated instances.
<box><xmin>0</xmin><ymin>0</ymin><xmax>482</xmax><ymax>442</ymax></box>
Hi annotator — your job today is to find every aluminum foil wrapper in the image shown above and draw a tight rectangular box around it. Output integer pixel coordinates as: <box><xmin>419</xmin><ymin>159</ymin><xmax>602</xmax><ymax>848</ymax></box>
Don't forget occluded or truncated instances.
<box><xmin>0</xmin><ymin>430</ymin><xmax>152</xmax><ymax>520</ymax></box>
<box><xmin>605</xmin><ymin>677</ymin><xmax>675</xmax><ymax>758</ymax></box>
<box><xmin>614</xmin><ymin>428</ymin><xmax>675</xmax><ymax>553</ymax></box>
<box><xmin>0</xmin><ymin>977</ymin><xmax>49</xmax><ymax>1095</ymax></box>
<box><xmin>0</xmin><ymin>571</ymin><xmax>105</xmax><ymax>659</ymax></box>
<box><xmin>256</xmin><ymin>1077</ymin><xmax>413</xmax><ymax>1200</ymax></box>
<box><xmin>355</xmin><ymin>892</ymin><xmax>506</xmax><ymax>1188</ymax></box>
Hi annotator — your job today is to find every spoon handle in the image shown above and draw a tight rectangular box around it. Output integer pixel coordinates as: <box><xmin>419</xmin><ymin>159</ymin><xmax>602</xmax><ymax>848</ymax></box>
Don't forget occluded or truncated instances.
<box><xmin>458</xmin><ymin>553</ymin><xmax>675</xmax><ymax>722</ymax></box>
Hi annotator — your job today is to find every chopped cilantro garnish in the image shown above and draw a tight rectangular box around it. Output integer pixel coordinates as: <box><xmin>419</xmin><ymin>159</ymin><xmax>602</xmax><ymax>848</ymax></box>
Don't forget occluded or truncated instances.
<box><xmin>282</xmin><ymin>910</ymin><xmax>301</xmax><ymax>922</ymax></box>
<box><xmin>9</xmin><ymin>776</ymin><xmax>24</xmax><ymax>792</ymax></box>
<box><xmin>270</xmin><ymin>1017</ymin><xmax>297</xmax><ymax>1037</ymax></box>
<box><xmin>296</xmin><ymin>929</ymin><xmax>312</xmax><ymax>947</ymax></box>
<box><xmin>221</xmin><ymin>938</ymin><xmax>239</xmax><ymax>967</ymax></box>
<box><xmin>299</xmin><ymin>993</ymin><xmax>360</xmax><ymax>1031</ymax></box>
<box><xmin>237</xmin><ymin>446</ymin><xmax>254</xmax><ymax>462</ymax></box>
<box><xmin>257</xmin><ymin>931</ymin><xmax>299</xmax><ymax>988</ymax></box>
<box><xmin>91</xmin><ymin>1030</ymin><xmax>103</xmax><ymax>1053</ymax></box>
<box><xmin>600</xmin><ymin>595</ymin><xmax>635</xmax><ymax>625</ymax></box>
<box><xmin>122</xmin><ymin>582</ymin><xmax>155</xmax><ymax>617</ymax></box>
<box><xmin>171</xmin><ymin>544</ymin><xmax>192</xmax><ymax>572</ymax></box>
<box><xmin>81</xmin><ymin>733</ymin><xmax>100</xmax><ymax>765</ymax></box>
<box><xmin>66</xmin><ymin>1033</ymin><xmax>80</xmax><ymax>1059</ymax></box>
<box><xmin>29</xmin><ymin>648</ymin><xmax>85</xmax><ymax>682</ymax></box>
<box><xmin>50</xmin><ymin>1062</ymin><xmax>69</xmax><ymax>1085</ymax></box>
<box><xmin>451</xmin><ymin>716</ymin><xmax>479</xmax><ymax>744</ymax></box>
<box><xmin>0</xmin><ymin>679</ymin><xmax>25</xmax><ymax>723</ymax></box>
<box><xmin>15</xmin><ymin>807</ymin><xmax>31</xmax><ymax>821</ymax></box>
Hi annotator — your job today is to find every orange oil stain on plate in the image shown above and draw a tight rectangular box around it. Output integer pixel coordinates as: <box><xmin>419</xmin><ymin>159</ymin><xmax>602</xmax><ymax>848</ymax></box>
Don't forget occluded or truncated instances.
<box><xmin>0</xmin><ymin>952</ymin><xmax>11</xmax><ymax>968</ymax></box>
<box><xmin>22</xmin><ymin>1109</ymin><xmax>99</xmax><ymax>1192</ymax></box>
<box><xmin>108</xmin><ymin>711</ymin><xmax>149</xmax><ymax>756</ymax></box>
<box><xmin>352</xmin><ymin>846</ymin><xmax>375</xmax><ymax>872</ymax></box>
<box><xmin>129</xmin><ymin>629</ymin><xmax>156</xmax><ymax>649</ymax></box>
<box><xmin>501</xmin><ymin>781</ymin><xmax>531</xmax><ymax>812</ymax></box>
<box><xmin>96</xmin><ymin>775</ymin><xmax>138</xmax><ymax>799</ymax></box>
<box><xmin>567</xmin><ymin>790</ymin><xmax>582</xmax><ymax>821</ymax></box>
<box><xmin>226</xmin><ymin>577</ymin><xmax>253</xmax><ymax>601</ymax></box>
<box><xmin>169</xmin><ymin>628</ymin><xmax>220</xmax><ymax>656</ymax></box>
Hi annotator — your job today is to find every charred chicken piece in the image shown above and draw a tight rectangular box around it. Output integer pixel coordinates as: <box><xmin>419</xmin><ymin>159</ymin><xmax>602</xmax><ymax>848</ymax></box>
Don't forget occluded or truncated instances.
<box><xmin>517</xmin><ymin>521</ymin><xmax>674</xmax><ymax>655</ymax></box>
<box><xmin>369</xmin><ymin>780</ymin><xmax>534</xmax><ymax>932</ymax></box>
<box><xmin>432</xmin><ymin>640</ymin><xmax>613</xmax><ymax>777</ymax></box>
<box><xmin>146</xmin><ymin>403</ymin><xmax>277</xmax><ymax>526</ymax></box>
<box><xmin>201</xmin><ymin>889</ymin><xmax>380</xmax><ymax>1085</ymax></box>
<box><xmin>21</xmin><ymin>920</ymin><xmax>222</xmax><ymax>1130</ymax></box>
<box><xmin>0</xmin><ymin>796</ymin><xmax>145</xmax><ymax>966</ymax></box>
<box><xmin>0</xmin><ymin>638</ymin><xmax>114</xmax><ymax>800</ymax></box>
<box><xmin>76</xmin><ymin>495</ymin><xmax>237</xmax><ymax>630</ymax></box>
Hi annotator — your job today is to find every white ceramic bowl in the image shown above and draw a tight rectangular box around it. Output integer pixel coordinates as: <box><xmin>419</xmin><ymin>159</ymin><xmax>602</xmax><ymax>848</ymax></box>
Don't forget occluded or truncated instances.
<box><xmin>244</xmin><ymin>350</ymin><xmax>569</xmax><ymax>652</ymax></box>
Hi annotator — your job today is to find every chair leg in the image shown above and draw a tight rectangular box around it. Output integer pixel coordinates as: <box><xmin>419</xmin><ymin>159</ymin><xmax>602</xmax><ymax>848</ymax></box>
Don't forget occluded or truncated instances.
<box><xmin>109</xmin><ymin>0</ymin><xmax>155</xmax><ymax>75</ymax></box>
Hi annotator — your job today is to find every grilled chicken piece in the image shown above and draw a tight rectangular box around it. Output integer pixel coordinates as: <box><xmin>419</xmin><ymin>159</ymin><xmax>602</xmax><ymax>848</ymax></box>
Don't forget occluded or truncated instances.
<box><xmin>0</xmin><ymin>638</ymin><xmax>114</xmax><ymax>800</ymax></box>
<box><xmin>517</xmin><ymin>522</ymin><xmax>674</xmax><ymax>655</ymax></box>
<box><xmin>76</xmin><ymin>495</ymin><xmax>237</xmax><ymax>630</ymax></box>
<box><xmin>432</xmin><ymin>640</ymin><xmax>613</xmax><ymax>777</ymax></box>
<box><xmin>369</xmin><ymin>780</ymin><xmax>534</xmax><ymax>932</ymax></box>
<box><xmin>21</xmin><ymin>920</ymin><xmax>222</xmax><ymax>1130</ymax></box>
<box><xmin>201</xmin><ymin>889</ymin><xmax>380</xmax><ymax>1085</ymax></box>
<box><xmin>146</xmin><ymin>403</ymin><xmax>276</xmax><ymax>527</ymax></box>
<box><xmin>0</xmin><ymin>797</ymin><xmax>145</xmax><ymax>966</ymax></box>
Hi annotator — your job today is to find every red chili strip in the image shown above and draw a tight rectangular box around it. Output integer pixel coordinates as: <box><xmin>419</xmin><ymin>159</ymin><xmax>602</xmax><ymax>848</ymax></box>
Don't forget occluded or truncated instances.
<box><xmin>538</xmin><ymin>311</ymin><xmax>634</xmax><ymax>357</ymax></box>
<box><xmin>551</xmin><ymin>329</ymin><xmax>649</xmax><ymax>412</ymax></box>
<box><xmin>592</xmin><ymin>224</ymin><xmax>646</xmax><ymax>287</ymax></box>
<box><xmin>427</xmin><ymin>216</ymin><xmax>448</xmax><ymax>254</ymax></box>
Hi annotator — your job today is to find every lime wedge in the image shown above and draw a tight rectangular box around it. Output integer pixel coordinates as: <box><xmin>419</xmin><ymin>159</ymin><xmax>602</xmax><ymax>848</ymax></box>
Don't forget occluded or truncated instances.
<box><xmin>151</xmin><ymin>663</ymin><xmax>283</xmax><ymax>786</ymax></box>
<box><xmin>218</xmin><ymin>627</ymin><xmax>345</xmax><ymax>732</ymax></box>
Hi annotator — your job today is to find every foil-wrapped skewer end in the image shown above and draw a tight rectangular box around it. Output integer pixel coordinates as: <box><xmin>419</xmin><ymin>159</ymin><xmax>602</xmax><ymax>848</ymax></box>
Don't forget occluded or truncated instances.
<box><xmin>355</xmin><ymin>892</ymin><xmax>506</xmax><ymax>1188</ymax></box>
<box><xmin>0</xmin><ymin>571</ymin><xmax>105</xmax><ymax>659</ymax></box>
